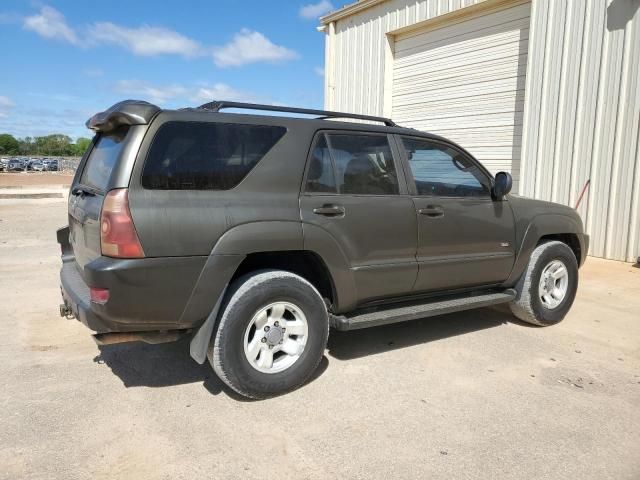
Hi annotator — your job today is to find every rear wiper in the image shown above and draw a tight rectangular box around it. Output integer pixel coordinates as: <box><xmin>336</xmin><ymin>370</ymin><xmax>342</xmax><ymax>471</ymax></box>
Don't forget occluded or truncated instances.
<box><xmin>71</xmin><ymin>186</ymin><xmax>96</xmax><ymax>197</ymax></box>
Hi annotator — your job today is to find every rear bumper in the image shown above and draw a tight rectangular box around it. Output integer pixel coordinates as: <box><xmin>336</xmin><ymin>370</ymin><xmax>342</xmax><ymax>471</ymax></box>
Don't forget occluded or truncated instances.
<box><xmin>60</xmin><ymin>261</ymin><xmax>112</xmax><ymax>332</ymax></box>
<box><xmin>60</xmin><ymin>255</ymin><xmax>207</xmax><ymax>333</ymax></box>
<box><xmin>57</xmin><ymin>226</ymin><xmax>243</xmax><ymax>334</ymax></box>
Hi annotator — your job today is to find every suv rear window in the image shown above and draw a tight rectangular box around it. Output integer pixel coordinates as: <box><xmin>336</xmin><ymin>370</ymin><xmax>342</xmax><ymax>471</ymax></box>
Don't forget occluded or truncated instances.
<box><xmin>142</xmin><ymin>121</ymin><xmax>286</xmax><ymax>190</ymax></box>
<box><xmin>80</xmin><ymin>128</ymin><xmax>128</xmax><ymax>192</ymax></box>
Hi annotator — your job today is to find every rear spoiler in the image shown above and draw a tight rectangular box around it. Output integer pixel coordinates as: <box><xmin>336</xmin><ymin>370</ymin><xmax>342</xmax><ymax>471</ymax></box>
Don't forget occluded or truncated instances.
<box><xmin>86</xmin><ymin>100</ymin><xmax>160</xmax><ymax>132</ymax></box>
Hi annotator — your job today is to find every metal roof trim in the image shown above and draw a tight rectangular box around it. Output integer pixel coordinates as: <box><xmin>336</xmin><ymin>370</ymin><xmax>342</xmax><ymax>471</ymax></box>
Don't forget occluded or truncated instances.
<box><xmin>319</xmin><ymin>0</ymin><xmax>387</xmax><ymax>25</ymax></box>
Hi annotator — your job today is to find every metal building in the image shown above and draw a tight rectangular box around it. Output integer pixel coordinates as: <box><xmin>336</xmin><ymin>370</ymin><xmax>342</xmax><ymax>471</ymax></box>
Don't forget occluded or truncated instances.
<box><xmin>319</xmin><ymin>0</ymin><xmax>640</xmax><ymax>262</ymax></box>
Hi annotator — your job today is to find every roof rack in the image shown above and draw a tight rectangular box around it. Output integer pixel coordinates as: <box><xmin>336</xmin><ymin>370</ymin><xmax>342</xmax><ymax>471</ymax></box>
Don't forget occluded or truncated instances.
<box><xmin>197</xmin><ymin>101</ymin><xmax>397</xmax><ymax>127</ymax></box>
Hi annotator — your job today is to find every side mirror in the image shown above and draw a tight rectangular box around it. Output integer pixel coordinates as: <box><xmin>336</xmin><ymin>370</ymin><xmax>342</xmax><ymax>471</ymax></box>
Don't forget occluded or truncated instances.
<box><xmin>493</xmin><ymin>171</ymin><xmax>512</xmax><ymax>200</ymax></box>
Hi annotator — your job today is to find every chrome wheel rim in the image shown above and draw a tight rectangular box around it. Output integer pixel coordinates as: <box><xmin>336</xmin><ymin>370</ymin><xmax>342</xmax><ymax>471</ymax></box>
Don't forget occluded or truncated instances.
<box><xmin>538</xmin><ymin>259</ymin><xmax>569</xmax><ymax>309</ymax></box>
<box><xmin>243</xmin><ymin>302</ymin><xmax>309</xmax><ymax>374</ymax></box>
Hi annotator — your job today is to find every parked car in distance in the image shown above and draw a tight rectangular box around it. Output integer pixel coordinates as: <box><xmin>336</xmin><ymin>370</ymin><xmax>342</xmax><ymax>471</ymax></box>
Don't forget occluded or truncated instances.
<box><xmin>46</xmin><ymin>159</ymin><xmax>59</xmax><ymax>171</ymax></box>
<box><xmin>58</xmin><ymin>100</ymin><xmax>589</xmax><ymax>399</ymax></box>
<box><xmin>0</xmin><ymin>157</ymin><xmax>9</xmax><ymax>171</ymax></box>
<box><xmin>29</xmin><ymin>161</ymin><xmax>45</xmax><ymax>171</ymax></box>
<box><xmin>7</xmin><ymin>158</ymin><xmax>25</xmax><ymax>171</ymax></box>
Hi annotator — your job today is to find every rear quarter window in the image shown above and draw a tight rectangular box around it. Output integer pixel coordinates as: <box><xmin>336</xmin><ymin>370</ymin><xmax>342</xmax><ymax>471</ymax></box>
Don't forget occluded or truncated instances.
<box><xmin>141</xmin><ymin>121</ymin><xmax>287</xmax><ymax>190</ymax></box>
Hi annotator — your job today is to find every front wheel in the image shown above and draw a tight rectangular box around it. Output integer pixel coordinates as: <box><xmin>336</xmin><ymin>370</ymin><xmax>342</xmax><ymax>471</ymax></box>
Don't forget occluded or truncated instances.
<box><xmin>209</xmin><ymin>270</ymin><xmax>329</xmax><ymax>399</ymax></box>
<box><xmin>509</xmin><ymin>240</ymin><xmax>579</xmax><ymax>326</ymax></box>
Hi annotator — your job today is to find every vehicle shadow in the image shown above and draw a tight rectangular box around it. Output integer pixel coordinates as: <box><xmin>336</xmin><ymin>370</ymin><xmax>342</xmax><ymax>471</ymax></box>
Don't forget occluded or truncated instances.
<box><xmin>93</xmin><ymin>336</ymin><xmax>214</xmax><ymax>388</ymax></box>
<box><xmin>93</xmin><ymin>305</ymin><xmax>513</xmax><ymax>397</ymax></box>
<box><xmin>327</xmin><ymin>305</ymin><xmax>514</xmax><ymax>360</ymax></box>
<box><xmin>93</xmin><ymin>335</ymin><xmax>329</xmax><ymax>401</ymax></box>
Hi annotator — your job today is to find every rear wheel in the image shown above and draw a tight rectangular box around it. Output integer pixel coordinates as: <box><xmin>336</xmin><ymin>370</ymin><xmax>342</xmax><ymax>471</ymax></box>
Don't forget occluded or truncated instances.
<box><xmin>509</xmin><ymin>240</ymin><xmax>578</xmax><ymax>326</ymax></box>
<box><xmin>209</xmin><ymin>270</ymin><xmax>329</xmax><ymax>399</ymax></box>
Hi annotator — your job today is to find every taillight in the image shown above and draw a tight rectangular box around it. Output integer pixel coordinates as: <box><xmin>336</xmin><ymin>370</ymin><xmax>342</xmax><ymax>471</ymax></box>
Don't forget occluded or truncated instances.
<box><xmin>100</xmin><ymin>188</ymin><xmax>145</xmax><ymax>258</ymax></box>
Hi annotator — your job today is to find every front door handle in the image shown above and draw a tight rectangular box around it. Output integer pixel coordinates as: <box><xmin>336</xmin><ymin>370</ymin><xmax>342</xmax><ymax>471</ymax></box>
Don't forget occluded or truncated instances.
<box><xmin>313</xmin><ymin>204</ymin><xmax>345</xmax><ymax>217</ymax></box>
<box><xmin>418</xmin><ymin>205</ymin><xmax>444</xmax><ymax>218</ymax></box>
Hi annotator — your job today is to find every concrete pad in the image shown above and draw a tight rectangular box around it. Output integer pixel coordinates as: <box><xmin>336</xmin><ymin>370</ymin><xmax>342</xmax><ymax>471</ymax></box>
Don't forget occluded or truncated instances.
<box><xmin>1</xmin><ymin>200</ymin><xmax>638</xmax><ymax>480</ymax></box>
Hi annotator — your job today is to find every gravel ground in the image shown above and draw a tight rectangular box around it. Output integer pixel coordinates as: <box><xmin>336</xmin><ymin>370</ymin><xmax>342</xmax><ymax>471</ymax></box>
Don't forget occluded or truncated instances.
<box><xmin>1</xmin><ymin>200</ymin><xmax>639</xmax><ymax>480</ymax></box>
<box><xmin>0</xmin><ymin>172</ymin><xmax>73</xmax><ymax>188</ymax></box>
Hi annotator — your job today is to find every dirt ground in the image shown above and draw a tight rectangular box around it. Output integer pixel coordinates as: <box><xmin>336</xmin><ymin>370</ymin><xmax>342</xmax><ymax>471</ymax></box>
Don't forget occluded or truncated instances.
<box><xmin>1</xmin><ymin>199</ymin><xmax>639</xmax><ymax>480</ymax></box>
<box><xmin>0</xmin><ymin>172</ymin><xmax>73</xmax><ymax>187</ymax></box>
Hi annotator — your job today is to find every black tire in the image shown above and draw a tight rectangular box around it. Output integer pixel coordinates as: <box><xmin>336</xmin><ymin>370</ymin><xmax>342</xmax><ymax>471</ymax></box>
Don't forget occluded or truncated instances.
<box><xmin>509</xmin><ymin>240</ymin><xmax>579</xmax><ymax>326</ymax></box>
<box><xmin>208</xmin><ymin>269</ymin><xmax>329</xmax><ymax>399</ymax></box>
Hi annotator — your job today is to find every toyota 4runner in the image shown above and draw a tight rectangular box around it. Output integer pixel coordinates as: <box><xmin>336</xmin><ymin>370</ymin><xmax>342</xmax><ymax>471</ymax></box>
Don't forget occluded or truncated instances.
<box><xmin>58</xmin><ymin>100</ymin><xmax>589</xmax><ymax>399</ymax></box>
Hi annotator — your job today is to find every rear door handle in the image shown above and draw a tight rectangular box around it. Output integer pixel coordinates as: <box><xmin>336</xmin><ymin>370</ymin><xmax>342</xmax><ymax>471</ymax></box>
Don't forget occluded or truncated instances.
<box><xmin>313</xmin><ymin>204</ymin><xmax>345</xmax><ymax>217</ymax></box>
<box><xmin>418</xmin><ymin>205</ymin><xmax>444</xmax><ymax>218</ymax></box>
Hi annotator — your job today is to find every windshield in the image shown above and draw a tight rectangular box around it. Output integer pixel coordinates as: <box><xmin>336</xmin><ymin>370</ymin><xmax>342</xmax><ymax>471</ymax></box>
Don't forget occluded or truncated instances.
<box><xmin>79</xmin><ymin>127</ymin><xmax>128</xmax><ymax>192</ymax></box>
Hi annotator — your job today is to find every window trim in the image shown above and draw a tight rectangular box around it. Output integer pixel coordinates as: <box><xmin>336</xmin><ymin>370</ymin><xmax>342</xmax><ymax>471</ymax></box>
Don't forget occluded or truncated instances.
<box><xmin>302</xmin><ymin>129</ymin><xmax>408</xmax><ymax>197</ymax></box>
<box><xmin>302</xmin><ymin>132</ymin><xmax>339</xmax><ymax>195</ymax></box>
<box><xmin>395</xmin><ymin>134</ymin><xmax>494</xmax><ymax>200</ymax></box>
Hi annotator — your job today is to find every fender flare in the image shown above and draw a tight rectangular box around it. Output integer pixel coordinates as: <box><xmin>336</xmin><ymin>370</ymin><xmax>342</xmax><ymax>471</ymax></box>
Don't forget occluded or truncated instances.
<box><xmin>505</xmin><ymin>213</ymin><xmax>583</xmax><ymax>286</ymax></box>
<box><xmin>188</xmin><ymin>221</ymin><xmax>356</xmax><ymax>363</ymax></box>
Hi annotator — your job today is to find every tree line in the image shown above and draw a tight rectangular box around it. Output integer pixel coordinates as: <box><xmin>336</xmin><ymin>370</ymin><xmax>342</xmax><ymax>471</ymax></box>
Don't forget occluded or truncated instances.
<box><xmin>0</xmin><ymin>133</ymin><xmax>91</xmax><ymax>157</ymax></box>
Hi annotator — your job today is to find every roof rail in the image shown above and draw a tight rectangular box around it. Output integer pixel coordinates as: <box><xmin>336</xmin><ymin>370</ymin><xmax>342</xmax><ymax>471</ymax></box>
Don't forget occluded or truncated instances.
<box><xmin>197</xmin><ymin>100</ymin><xmax>397</xmax><ymax>127</ymax></box>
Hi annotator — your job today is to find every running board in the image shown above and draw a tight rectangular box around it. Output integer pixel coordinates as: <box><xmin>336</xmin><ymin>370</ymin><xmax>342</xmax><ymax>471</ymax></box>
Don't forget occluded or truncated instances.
<box><xmin>330</xmin><ymin>289</ymin><xmax>516</xmax><ymax>331</ymax></box>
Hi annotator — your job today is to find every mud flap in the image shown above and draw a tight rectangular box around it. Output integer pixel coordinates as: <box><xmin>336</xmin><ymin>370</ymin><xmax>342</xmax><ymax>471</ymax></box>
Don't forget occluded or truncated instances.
<box><xmin>189</xmin><ymin>287</ymin><xmax>227</xmax><ymax>364</ymax></box>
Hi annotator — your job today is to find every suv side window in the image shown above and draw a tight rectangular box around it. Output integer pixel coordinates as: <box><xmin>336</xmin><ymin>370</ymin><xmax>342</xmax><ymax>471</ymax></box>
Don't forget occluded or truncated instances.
<box><xmin>400</xmin><ymin>136</ymin><xmax>491</xmax><ymax>198</ymax></box>
<box><xmin>324</xmin><ymin>133</ymin><xmax>399</xmax><ymax>195</ymax></box>
<box><xmin>142</xmin><ymin>121</ymin><xmax>286</xmax><ymax>190</ymax></box>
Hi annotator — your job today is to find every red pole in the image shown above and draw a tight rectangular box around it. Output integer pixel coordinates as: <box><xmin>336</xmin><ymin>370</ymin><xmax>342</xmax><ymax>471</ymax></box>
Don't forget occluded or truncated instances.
<box><xmin>574</xmin><ymin>179</ymin><xmax>591</xmax><ymax>210</ymax></box>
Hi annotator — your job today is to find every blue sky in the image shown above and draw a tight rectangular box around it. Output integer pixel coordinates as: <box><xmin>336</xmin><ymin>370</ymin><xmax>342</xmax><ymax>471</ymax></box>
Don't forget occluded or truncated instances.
<box><xmin>0</xmin><ymin>0</ymin><xmax>342</xmax><ymax>140</ymax></box>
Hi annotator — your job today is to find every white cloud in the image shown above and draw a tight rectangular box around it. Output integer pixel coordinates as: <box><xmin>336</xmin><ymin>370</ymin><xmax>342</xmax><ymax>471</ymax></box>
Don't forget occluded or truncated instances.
<box><xmin>212</xmin><ymin>29</ymin><xmax>299</xmax><ymax>67</ymax></box>
<box><xmin>83</xmin><ymin>68</ymin><xmax>104</xmax><ymax>77</ymax></box>
<box><xmin>27</xmin><ymin>92</ymin><xmax>80</xmax><ymax>102</ymax></box>
<box><xmin>87</xmin><ymin>22</ymin><xmax>203</xmax><ymax>57</ymax></box>
<box><xmin>192</xmin><ymin>83</ymin><xmax>264</xmax><ymax>103</ymax></box>
<box><xmin>23</xmin><ymin>6</ymin><xmax>78</xmax><ymax>45</ymax></box>
<box><xmin>0</xmin><ymin>12</ymin><xmax>21</xmax><ymax>24</ymax></box>
<box><xmin>0</xmin><ymin>96</ymin><xmax>14</xmax><ymax>118</ymax></box>
<box><xmin>114</xmin><ymin>80</ymin><xmax>189</xmax><ymax>104</ymax></box>
<box><xmin>0</xmin><ymin>96</ymin><xmax>13</xmax><ymax>108</ymax></box>
<box><xmin>114</xmin><ymin>80</ymin><xmax>265</xmax><ymax>105</ymax></box>
<box><xmin>0</xmin><ymin>106</ymin><xmax>94</xmax><ymax>139</ymax></box>
<box><xmin>299</xmin><ymin>1</ymin><xmax>334</xmax><ymax>19</ymax></box>
<box><xmin>20</xmin><ymin>7</ymin><xmax>299</xmax><ymax>68</ymax></box>
<box><xmin>314</xmin><ymin>66</ymin><xmax>325</xmax><ymax>77</ymax></box>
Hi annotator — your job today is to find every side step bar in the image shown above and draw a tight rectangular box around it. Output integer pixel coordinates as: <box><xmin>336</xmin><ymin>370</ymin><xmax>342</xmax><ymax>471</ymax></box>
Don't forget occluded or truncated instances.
<box><xmin>330</xmin><ymin>289</ymin><xmax>516</xmax><ymax>331</ymax></box>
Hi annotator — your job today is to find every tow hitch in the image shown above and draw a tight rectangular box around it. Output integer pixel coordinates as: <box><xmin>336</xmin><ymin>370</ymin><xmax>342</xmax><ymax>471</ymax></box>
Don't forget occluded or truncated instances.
<box><xmin>59</xmin><ymin>304</ymin><xmax>74</xmax><ymax>319</ymax></box>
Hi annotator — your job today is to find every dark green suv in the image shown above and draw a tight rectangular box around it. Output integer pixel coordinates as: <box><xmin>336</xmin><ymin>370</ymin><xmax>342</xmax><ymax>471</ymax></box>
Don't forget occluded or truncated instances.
<box><xmin>58</xmin><ymin>100</ymin><xmax>589</xmax><ymax>398</ymax></box>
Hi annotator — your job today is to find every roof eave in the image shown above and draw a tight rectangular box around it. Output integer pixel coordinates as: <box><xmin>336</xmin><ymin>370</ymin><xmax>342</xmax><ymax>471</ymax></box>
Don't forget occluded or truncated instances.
<box><xmin>319</xmin><ymin>0</ymin><xmax>387</xmax><ymax>25</ymax></box>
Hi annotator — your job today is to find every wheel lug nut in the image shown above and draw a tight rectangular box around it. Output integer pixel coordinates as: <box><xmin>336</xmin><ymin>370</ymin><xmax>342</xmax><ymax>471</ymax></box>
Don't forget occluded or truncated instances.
<box><xmin>261</xmin><ymin>337</ymin><xmax>267</xmax><ymax>343</ymax></box>
<box><xmin>264</xmin><ymin>326</ymin><xmax>270</xmax><ymax>332</ymax></box>
<box><xmin>274</xmin><ymin>321</ymin><xmax>279</xmax><ymax>327</ymax></box>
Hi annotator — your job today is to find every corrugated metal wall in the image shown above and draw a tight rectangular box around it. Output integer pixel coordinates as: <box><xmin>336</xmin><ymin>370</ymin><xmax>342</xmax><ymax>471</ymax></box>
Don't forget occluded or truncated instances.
<box><xmin>324</xmin><ymin>0</ymin><xmax>487</xmax><ymax>116</ymax></box>
<box><xmin>392</xmin><ymin>2</ymin><xmax>530</xmax><ymax>190</ymax></box>
<box><xmin>324</xmin><ymin>0</ymin><xmax>640</xmax><ymax>262</ymax></box>
<box><xmin>520</xmin><ymin>0</ymin><xmax>640</xmax><ymax>262</ymax></box>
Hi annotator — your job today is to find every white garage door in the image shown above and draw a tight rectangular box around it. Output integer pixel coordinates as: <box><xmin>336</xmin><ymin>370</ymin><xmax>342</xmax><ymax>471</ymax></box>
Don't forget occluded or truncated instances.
<box><xmin>392</xmin><ymin>2</ymin><xmax>531</xmax><ymax>191</ymax></box>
